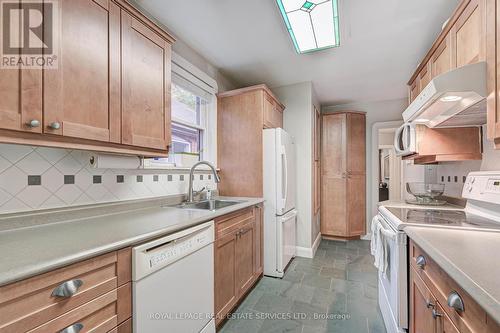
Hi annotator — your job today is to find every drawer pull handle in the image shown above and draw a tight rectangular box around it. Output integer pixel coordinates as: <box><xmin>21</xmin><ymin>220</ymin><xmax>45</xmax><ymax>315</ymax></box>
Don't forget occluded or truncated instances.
<box><xmin>447</xmin><ymin>291</ymin><xmax>465</xmax><ymax>312</ymax></box>
<box><xmin>60</xmin><ymin>323</ymin><xmax>83</xmax><ymax>333</ymax></box>
<box><xmin>52</xmin><ymin>279</ymin><xmax>83</xmax><ymax>298</ymax></box>
<box><xmin>426</xmin><ymin>299</ymin><xmax>435</xmax><ymax>309</ymax></box>
<box><xmin>432</xmin><ymin>309</ymin><xmax>443</xmax><ymax>319</ymax></box>
<box><xmin>416</xmin><ymin>255</ymin><xmax>426</xmax><ymax>269</ymax></box>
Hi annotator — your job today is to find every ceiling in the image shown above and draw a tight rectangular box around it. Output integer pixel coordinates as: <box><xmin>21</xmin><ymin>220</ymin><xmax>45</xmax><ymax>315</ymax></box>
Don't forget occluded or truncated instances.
<box><xmin>136</xmin><ymin>0</ymin><xmax>460</xmax><ymax>105</ymax></box>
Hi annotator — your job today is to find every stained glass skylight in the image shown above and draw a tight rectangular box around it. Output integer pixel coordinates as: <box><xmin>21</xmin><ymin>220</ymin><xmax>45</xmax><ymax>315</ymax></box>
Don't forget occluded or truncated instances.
<box><xmin>276</xmin><ymin>0</ymin><xmax>340</xmax><ymax>53</ymax></box>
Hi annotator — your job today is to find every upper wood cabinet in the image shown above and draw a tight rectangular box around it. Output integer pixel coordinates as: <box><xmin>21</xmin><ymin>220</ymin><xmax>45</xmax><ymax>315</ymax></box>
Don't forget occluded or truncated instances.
<box><xmin>407</xmin><ymin>0</ymin><xmax>486</xmax><ymax>101</ymax></box>
<box><xmin>217</xmin><ymin>84</ymin><xmax>285</xmax><ymax>197</ymax></box>
<box><xmin>121</xmin><ymin>10</ymin><xmax>172</xmax><ymax>150</ymax></box>
<box><xmin>321</xmin><ymin>112</ymin><xmax>366</xmax><ymax>238</ymax></box>
<box><xmin>488</xmin><ymin>0</ymin><xmax>500</xmax><ymax>148</ymax></box>
<box><xmin>0</xmin><ymin>0</ymin><xmax>174</xmax><ymax>156</ymax></box>
<box><xmin>44</xmin><ymin>0</ymin><xmax>121</xmax><ymax>143</ymax></box>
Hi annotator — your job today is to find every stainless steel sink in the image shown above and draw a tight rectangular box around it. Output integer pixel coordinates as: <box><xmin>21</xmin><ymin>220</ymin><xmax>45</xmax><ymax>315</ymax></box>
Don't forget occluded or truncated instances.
<box><xmin>172</xmin><ymin>199</ymin><xmax>244</xmax><ymax>211</ymax></box>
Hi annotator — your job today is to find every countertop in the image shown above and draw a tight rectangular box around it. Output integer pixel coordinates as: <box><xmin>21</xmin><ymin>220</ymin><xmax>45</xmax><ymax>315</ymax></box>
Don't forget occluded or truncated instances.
<box><xmin>0</xmin><ymin>196</ymin><xmax>264</xmax><ymax>287</ymax></box>
<box><xmin>405</xmin><ymin>226</ymin><xmax>500</xmax><ymax>323</ymax></box>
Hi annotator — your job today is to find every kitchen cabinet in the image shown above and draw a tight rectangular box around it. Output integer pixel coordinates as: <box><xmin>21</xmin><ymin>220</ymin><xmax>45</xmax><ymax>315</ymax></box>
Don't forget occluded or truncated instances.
<box><xmin>0</xmin><ymin>247</ymin><xmax>132</xmax><ymax>333</ymax></box>
<box><xmin>43</xmin><ymin>0</ymin><xmax>121</xmax><ymax>143</ymax></box>
<box><xmin>488</xmin><ymin>0</ymin><xmax>500</xmax><ymax>148</ymax></box>
<box><xmin>0</xmin><ymin>0</ymin><xmax>174</xmax><ymax>156</ymax></box>
<box><xmin>321</xmin><ymin>112</ymin><xmax>366</xmax><ymax>238</ymax></box>
<box><xmin>313</xmin><ymin>107</ymin><xmax>321</xmax><ymax>215</ymax></box>
<box><xmin>409</xmin><ymin>77</ymin><xmax>420</xmax><ymax>104</ymax></box>
<box><xmin>121</xmin><ymin>10</ymin><xmax>172</xmax><ymax>150</ymax></box>
<box><xmin>431</xmin><ymin>34</ymin><xmax>455</xmax><ymax>78</ymax></box>
<box><xmin>214</xmin><ymin>205</ymin><xmax>263</xmax><ymax>326</ymax></box>
<box><xmin>409</xmin><ymin>239</ymin><xmax>500</xmax><ymax>333</ymax></box>
<box><xmin>217</xmin><ymin>85</ymin><xmax>285</xmax><ymax>197</ymax></box>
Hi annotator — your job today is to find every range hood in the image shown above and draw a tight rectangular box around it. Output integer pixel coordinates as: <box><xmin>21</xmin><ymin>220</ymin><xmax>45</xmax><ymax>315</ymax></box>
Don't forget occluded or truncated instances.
<box><xmin>402</xmin><ymin>62</ymin><xmax>487</xmax><ymax>128</ymax></box>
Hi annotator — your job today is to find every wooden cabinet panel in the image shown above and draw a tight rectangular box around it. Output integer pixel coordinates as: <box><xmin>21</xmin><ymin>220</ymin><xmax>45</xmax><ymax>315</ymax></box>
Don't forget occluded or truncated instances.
<box><xmin>452</xmin><ymin>0</ymin><xmax>485</xmax><ymax>67</ymax></box>
<box><xmin>410</xmin><ymin>267</ymin><xmax>436</xmax><ymax>333</ymax></box>
<box><xmin>419</xmin><ymin>63</ymin><xmax>432</xmax><ymax>91</ymax></box>
<box><xmin>321</xmin><ymin>176</ymin><xmax>347</xmax><ymax>236</ymax></box>
<box><xmin>214</xmin><ymin>231</ymin><xmax>237</xmax><ymax>325</ymax></box>
<box><xmin>313</xmin><ymin>107</ymin><xmax>321</xmax><ymax>215</ymax></box>
<box><xmin>235</xmin><ymin>220</ymin><xmax>256</xmax><ymax>296</ymax></box>
<box><xmin>431</xmin><ymin>34</ymin><xmax>455</xmax><ymax>78</ymax></box>
<box><xmin>321</xmin><ymin>112</ymin><xmax>366</xmax><ymax>238</ymax></box>
<box><xmin>121</xmin><ymin>11</ymin><xmax>171</xmax><ymax>150</ymax></box>
<box><xmin>436</xmin><ymin>303</ymin><xmax>461</xmax><ymax>333</ymax></box>
<box><xmin>263</xmin><ymin>94</ymin><xmax>283</xmax><ymax>129</ymax></box>
<box><xmin>0</xmin><ymin>68</ymin><xmax>42</xmax><ymax>133</ymax></box>
<box><xmin>44</xmin><ymin>0</ymin><xmax>120</xmax><ymax>142</ymax></box>
<box><xmin>254</xmin><ymin>204</ymin><xmax>264</xmax><ymax>275</ymax></box>
<box><xmin>409</xmin><ymin>78</ymin><xmax>420</xmax><ymax>103</ymax></box>
<box><xmin>347</xmin><ymin>174</ymin><xmax>366</xmax><ymax>236</ymax></box>
<box><xmin>489</xmin><ymin>0</ymin><xmax>500</xmax><ymax>147</ymax></box>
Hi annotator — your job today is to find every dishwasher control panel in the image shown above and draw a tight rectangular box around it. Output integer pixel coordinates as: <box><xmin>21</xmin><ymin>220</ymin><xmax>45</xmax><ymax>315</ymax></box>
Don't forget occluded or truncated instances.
<box><xmin>132</xmin><ymin>221</ymin><xmax>215</xmax><ymax>281</ymax></box>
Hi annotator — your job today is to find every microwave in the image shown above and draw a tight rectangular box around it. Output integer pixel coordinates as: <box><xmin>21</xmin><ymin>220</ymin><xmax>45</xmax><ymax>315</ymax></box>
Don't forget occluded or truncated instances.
<box><xmin>394</xmin><ymin>123</ymin><xmax>416</xmax><ymax>156</ymax></box>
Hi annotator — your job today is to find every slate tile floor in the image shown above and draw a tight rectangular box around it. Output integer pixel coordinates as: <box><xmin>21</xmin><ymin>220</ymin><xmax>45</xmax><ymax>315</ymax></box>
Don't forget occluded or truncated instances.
<box><xmin>219</xmin><ymin>239</ymin><xmax>386</xmax><ymax>333</ymax></box>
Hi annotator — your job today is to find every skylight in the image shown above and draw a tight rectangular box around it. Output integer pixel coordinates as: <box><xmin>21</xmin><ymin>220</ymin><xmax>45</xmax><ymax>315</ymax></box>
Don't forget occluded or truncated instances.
<box><xmin>276</xmin><ymin>0</ymin><xmax>340</xmax><ymax>53</ymax></box>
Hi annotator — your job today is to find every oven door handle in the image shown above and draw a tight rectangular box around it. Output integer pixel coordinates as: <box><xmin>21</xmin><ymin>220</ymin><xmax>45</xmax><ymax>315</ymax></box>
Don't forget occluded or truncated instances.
<box><xmin>377</xmin><ymin>216</ymin><xmax>397</xmax><ymax>240</ymax></box>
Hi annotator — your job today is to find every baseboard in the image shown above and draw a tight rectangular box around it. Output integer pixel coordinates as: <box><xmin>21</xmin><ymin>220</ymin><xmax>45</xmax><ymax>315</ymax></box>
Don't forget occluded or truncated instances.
<box><xmin>296</xmin><ymin>233</ymin><xmax>322</xmax><ymax>259</ymax></box>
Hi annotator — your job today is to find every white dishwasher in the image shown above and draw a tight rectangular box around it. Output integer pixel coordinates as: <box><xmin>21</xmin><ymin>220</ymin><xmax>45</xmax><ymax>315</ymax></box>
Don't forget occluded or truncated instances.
<box><xmin>132</xmin><ymin>221</ymin><xmax>215</xmax><ymax>333</ymax></box>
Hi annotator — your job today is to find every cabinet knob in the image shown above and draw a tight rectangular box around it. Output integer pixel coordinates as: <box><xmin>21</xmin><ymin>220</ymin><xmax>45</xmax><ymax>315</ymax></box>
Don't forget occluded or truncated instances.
<box><xmin>426</xmin><ymin>299</ymin><xmax>435</xmax><ymax>309</ymax></box>
<box><xmin>432</xmin><ymin>309</ymin><xmax>443</xmax><ymax>319</ymax></box>
<box><xmin>60</xmin><ymin>323</ymin><xmax>83</xmax><ymax>333</ymax></box>
<box><xmin>27</xmin><ymin>119</ymin><xmax>40</xmax><ymax>128</ymax></box>
<box><xmin>51</xmin><ymin>279</ymin><xmax>83</xmax><ymax>298</ymax></box>
<box><xmin>447</xmin><ymin>291</ymin><xmax>465</xmax><ymax>312</ymax></box>
<box><xmin>416</xmin><ymin>255</ymin><xmax>426</xmax><ymax>269</ymax></box>
<box><xmin>49</xmin><ymin>122</ymin><xmax>61</xmax><ymax>130</ymax></box>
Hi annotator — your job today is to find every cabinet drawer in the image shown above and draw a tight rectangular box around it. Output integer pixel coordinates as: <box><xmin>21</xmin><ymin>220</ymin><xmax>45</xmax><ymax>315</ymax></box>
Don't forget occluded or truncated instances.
<box><xmin>409</xmin><ymin>240</ymin><xmax>487</xmax><ymax>333</ymax></box>
<box><xmin>215</xmin><ymin>207</ymin><xmax>255</xmax><ymax>238</ymax></box>
<box><xmin>0</xmin><ymin>250</ymin><xmax>131</xmax><ymax>333</ymax></box>
<box><xmin>28</xmin><ymin>289</ymin><xmax>119</xmax><ymax>333</ymax></box>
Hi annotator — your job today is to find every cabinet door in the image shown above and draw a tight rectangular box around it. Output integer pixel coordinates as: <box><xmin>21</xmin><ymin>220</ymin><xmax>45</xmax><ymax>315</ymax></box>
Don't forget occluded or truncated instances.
<box><xmin>409</xmin><ymin>78</ymin><xmax>420</xmax><ymax>103</ymax></box>
<box><xmin>419</xmin><ymin>62</ymin><xmax>432</xmax><ymax>91</ymax></box>
<box><xmin>214</xmin><ymin>231</ymin><xmax>237</xmax><ymax>325</ymax></box>
<box><xmin>235</xmin><ymin>220</ymin><xmax>256</xmax><ymax>297</ymax></box>
<box><xmin>121</xmin><ymin>12</ymin><xmax>171</xmax><ymax>150</ymax></box>
<box><xmin>254</xmin><ymin>205</ymin><xmax>263</xmax><ymax>276</ymax></box>
<box><xmin>410</xmin><ymin>268</ymin><xmax>437</xmax><ymax>333</ymax></box>
<box><xmin>452</xmin><ymin>0</ymin><xmax>485</xmax><ymax>67</ymax></box>
<box><xmin>0</xmin><ymin>68</ymin><xmax>41</xmax><ymax>133</ymax></box>
<box><xmin>321</xmin><ymin>113</ymin><xmax>347</xmax><ymax>236</ymax></box>
<box><xmin>489</xmin><ymin>0</ymin><xmax>500</xmax><ymax>148</ymax></box>
<box><xmin>347</xmin><ymin>174</ymin><xmax>366</xmax><ymax>236</ymax></box>
<box><xmin>44</xmin><ymin>0</ymin><xmax>120</xmax><ymax>142</ymax></box>
<box><xmin>263</xmin><ymin>94</ymin><xmax>282</xmax><ymax>128</ymax></box>
<box><xmin>431</xmin><ymin>34</ymin><xmax>455</xmax><ymax>78</ymax></box>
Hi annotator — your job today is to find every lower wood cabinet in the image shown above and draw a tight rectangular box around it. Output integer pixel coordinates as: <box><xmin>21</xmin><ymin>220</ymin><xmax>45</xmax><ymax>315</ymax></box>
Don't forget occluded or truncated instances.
<box><xmin>409</xmin><ymin>240</ymin><xmax>500</xmax><ymax>333</ymax></box>
<box><xmin>214</xmin><ymin>205</ymin><xmax>263</xmax><ymax>326</ymax></box>
<box><xmin>0</xmin><ymin>248</ymin><xmax>132</xmax><ymax>333</ymax></box>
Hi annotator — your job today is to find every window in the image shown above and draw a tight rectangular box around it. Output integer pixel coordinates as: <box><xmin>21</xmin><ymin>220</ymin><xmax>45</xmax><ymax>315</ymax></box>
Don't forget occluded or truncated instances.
<box><xmin>170</xmin><ymin>83</ymin><xmax>208</xmax><ymax>161</ymax></box>
<box><xmin>144</xmin><ymin>52</ymin><xmax>217</xmax><ymax>169</ymax></box>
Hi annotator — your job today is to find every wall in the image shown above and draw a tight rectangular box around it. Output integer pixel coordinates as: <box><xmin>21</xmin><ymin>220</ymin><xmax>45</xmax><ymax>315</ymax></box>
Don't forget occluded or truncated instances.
<box><xmin>322</xmin><ymin>98</ymin><xmax>407</xmax><ymax>236</ymax></box>
<box><xmin>272</xmin><ymin>82</ymin><xmax>318</xmax><ymax>255</ymax></box>
<box><xmin>0</xmin><ymin>145</ymin><xmax>216</xmax><ymax>214</ymax></box>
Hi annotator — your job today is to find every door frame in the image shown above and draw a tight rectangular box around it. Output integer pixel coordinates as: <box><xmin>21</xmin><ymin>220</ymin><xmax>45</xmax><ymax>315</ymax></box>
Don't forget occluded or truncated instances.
<box><xmin>368</xmin><ymin>121</ymin><xmax>403</xmax><ymax>239</ymax></box>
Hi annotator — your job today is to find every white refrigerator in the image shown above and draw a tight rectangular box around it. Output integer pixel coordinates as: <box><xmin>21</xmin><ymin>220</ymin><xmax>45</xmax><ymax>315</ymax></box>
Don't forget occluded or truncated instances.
<box><xmin>263</xmin><ymin>128</ymin><xmax>297</xmax><ymax>278</ymax></box>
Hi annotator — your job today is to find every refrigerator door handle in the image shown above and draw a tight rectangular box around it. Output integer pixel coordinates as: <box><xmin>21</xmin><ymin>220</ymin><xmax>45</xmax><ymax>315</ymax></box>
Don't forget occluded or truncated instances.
<box><xmin>281</xmin><ymin>145</ymin><xmax>288</xmax><ymax>213</ymax></box>
<box><xmin>278</xmin><ymin>209</ymin><xmax>297</xmax><ymax>222</ymax></box>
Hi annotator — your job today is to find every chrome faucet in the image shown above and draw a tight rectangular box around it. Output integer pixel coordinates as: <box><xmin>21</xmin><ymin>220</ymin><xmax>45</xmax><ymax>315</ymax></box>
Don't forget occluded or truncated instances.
<box><xmin>187</xmin><ymin>161</ymin><xmax>220</xmax><ymax>203</ymax></box>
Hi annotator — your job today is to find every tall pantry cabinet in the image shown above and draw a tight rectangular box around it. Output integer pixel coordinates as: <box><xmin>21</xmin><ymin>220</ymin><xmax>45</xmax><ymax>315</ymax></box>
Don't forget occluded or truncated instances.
<box><xmin>321</xmin><ymin>112</ymin><xmax>366</xmax><ymax>238</ymax></box>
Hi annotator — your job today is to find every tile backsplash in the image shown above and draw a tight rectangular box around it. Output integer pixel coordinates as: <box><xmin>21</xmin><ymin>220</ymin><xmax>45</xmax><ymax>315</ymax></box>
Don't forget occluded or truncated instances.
<box><xmin>0</xmin><ymin>144</ymin><xmax>216</xmax><ymax>214</ymax></box>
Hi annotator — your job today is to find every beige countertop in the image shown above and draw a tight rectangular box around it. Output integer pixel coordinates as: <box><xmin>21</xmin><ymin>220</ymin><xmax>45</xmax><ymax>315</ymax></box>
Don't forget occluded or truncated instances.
<box><xmin>378</xmin><ymin>200</ymin><xmax>463</xmax><ymax>210</ymax></box>
<box><xmin>405</xmin><ymin>226</ymin><xmax>500</xmax><ymax>324</ymax></box>
<box><xmin>0</xmin><ymin>196</ymin><xmax>264</xmax><ymax>287</ymax></box>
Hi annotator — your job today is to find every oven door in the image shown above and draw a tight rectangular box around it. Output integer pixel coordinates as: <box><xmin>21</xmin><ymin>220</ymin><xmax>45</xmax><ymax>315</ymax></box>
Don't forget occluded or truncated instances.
<box><xmin>394</xmin><ymin>123</ymin><xmax>416</xmax><ymax>156</ymax></box>
<box><xmin>376</xmin><ymin>214</ymin><xmax>408</xmax><ymax>333</ymax></box>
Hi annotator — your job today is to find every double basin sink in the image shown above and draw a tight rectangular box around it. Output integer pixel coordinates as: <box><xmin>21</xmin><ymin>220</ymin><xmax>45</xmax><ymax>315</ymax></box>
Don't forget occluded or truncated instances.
<box><xmin>170</xmin><ymin>199</ymin><xmax>243</xmax><ymax>211</ymax></box>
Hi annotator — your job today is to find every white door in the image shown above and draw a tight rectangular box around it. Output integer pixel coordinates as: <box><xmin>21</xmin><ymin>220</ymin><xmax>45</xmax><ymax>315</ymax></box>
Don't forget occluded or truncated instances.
<box><xmin>276</xmin><ymin>128</ymin><xmax>296</xmax><ymax>215</ymax></box>
<box><xmin>277</xmin><ymin>209</ymin><xmax>297</xmax><ymax>273</ymax></box>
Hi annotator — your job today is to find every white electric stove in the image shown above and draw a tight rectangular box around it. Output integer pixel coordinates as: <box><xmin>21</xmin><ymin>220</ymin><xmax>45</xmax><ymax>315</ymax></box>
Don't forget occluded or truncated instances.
<box><xmin>373</xmin><ymin>171</ymin><xmax>500</xmax><ymax>333</ymax></box>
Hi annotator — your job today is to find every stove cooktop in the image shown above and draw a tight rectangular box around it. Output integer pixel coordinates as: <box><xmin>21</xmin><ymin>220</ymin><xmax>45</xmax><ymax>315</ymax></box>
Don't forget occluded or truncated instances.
<box><xmin>384</xmin><ymin>207</ymin><xmax>500</xmax><ymax>230</ymax></box>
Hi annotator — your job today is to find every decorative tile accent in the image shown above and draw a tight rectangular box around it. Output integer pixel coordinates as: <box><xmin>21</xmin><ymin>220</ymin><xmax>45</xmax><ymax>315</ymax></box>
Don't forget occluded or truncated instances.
<box><xmin>64</xmin><ymin>175</ymin><xmax>75</xmax><ymax>185</ymax></box>
<box><xmin>28</xmin><ymin>175</ymin><xmax>42</xmax><ymax>186</ymax></box>
<box><xmin>0</xmin><ymin>144</ymin><xmax>217</xmax><ymax>214</ymax></box>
